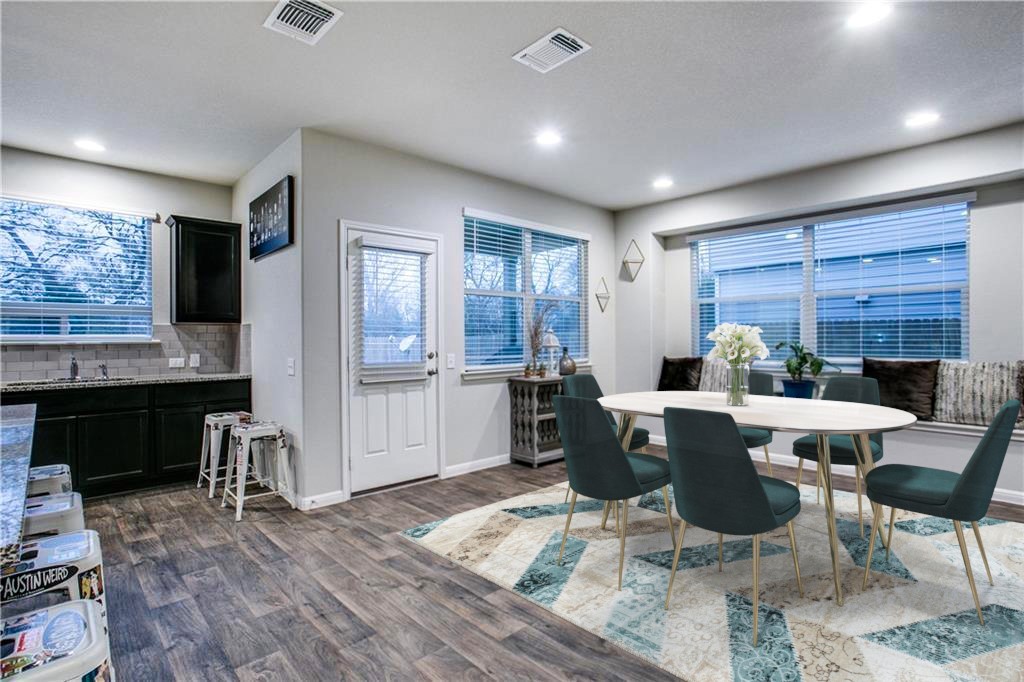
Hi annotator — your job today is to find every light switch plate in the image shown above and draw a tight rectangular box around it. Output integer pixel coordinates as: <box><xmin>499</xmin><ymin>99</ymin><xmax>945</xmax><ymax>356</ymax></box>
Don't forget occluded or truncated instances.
<box><xmin>447</xmin><ymin>353</ymin><xmax>456</xmax><ymax>369</ymax></box>
<box><xmin>189</xmin><ymin>353</ymin><xmax>200</xmax><ymax>368</ymax></box>
<box><xmin>169</xmin><ymin>357</ymin><xmax>185</xmax><ymax>368</ymax></box>
<box><xmin>287</xmin><ymin>357</ymin><xmax>295</xmax><ymax>376</ymax></box>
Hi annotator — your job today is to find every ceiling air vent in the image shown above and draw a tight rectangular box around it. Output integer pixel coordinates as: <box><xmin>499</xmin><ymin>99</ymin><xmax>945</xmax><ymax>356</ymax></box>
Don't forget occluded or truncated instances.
<box><xmin>263</xmin><ymin>0</ymin><xmax>341</xmax><ymax>45</ymax></box>
<box><xmin>513</xmin><ymin>28</ymin><xmax>590</xmax><ymax>74</ymax></box>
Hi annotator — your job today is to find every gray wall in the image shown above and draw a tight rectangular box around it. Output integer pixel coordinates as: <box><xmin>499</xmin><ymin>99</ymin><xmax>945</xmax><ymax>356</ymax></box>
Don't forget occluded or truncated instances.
<box><xmin>232</xmin><ymin>130</ymin><xmax>304</xmax><ymax>497</ymax></box>
<box><xmin>292</xmin><ymin>128</ymin><xmax>617</xmax><ymax>501</ymax></box>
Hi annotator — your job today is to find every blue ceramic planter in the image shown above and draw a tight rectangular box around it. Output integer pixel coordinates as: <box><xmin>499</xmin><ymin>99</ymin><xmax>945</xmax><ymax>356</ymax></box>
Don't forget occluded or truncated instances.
<box><xmin>782</xmin><ymin>379</ymin><xmax>816</xmax><ymax>399</ymax></box>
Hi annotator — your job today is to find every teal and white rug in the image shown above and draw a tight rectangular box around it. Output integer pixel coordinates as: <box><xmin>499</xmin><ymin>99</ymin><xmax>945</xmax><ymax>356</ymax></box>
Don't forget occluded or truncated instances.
<box><xmin>401</xmin><ymin>482</ymin><xmax>1024</xmax><ymax>681</ymax></box>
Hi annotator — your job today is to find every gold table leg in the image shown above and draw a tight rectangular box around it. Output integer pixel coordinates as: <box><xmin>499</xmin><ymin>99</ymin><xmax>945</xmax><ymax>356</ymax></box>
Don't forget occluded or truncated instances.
<box><xmin>600</xmin><ymin>501</ymin><xmax>611</xmax><ymax>530</ymax></box>
<box><xmin>817</xmin><ymin>433</ymin><xmax>844</xmax><ymax>606</ymax></box>
<box><xmin>662</xmin><ymin>486</ymin><xmax>676</xmax><ymax>548</ymax></box>
<box><xmin>852</xmin><ymin>433</ymin><xmax>888</xmax><ymax>550</ymax></box>
<box><xmin>616</xmin><ymin>412</ymin><xmax>638</xmax><ymax>452</ymax></box>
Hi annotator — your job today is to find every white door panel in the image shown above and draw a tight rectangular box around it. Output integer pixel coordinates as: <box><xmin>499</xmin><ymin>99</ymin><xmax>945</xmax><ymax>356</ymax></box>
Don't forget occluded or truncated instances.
<box><xmin>347</xmin><ymin>227</ymin><xmax>440</xmax><ymax>492</ymax></box>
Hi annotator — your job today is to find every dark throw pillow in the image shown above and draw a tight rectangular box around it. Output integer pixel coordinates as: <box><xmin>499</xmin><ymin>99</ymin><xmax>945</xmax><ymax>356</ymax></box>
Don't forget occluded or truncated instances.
<box><xmin>862</xmin><ymin>357</ymin><xmax>940</xmax><ymax>421</ymax></box>
<box><xmin>658</xmin><ymin>357</ymin><xmax>703</xmax><ymax>391</ymax></box>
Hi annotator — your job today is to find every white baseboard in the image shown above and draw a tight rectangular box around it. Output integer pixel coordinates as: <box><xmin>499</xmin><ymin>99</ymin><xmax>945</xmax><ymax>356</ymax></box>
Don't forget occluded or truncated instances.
<box><xmin>295</xmin><ymin>489</ymin><xmax>348</xmax><ymax>511</ymax></box>
<box><xmin>646</xmin><ymin>435</ymin><xmax>1023</xmax><ymax>508</ymax></box>
<box><xmin>443</xmin><ymin>453</ymin><xmax>511</xmax><ymax>478</ymax></box>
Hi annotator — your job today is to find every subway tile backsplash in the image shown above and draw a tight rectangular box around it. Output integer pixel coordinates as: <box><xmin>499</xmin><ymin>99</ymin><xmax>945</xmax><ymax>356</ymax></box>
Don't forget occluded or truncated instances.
<box><xmin>0</xmin><ymin>323</ymin><xmax>251</xmax><ymax>382</ymax></box>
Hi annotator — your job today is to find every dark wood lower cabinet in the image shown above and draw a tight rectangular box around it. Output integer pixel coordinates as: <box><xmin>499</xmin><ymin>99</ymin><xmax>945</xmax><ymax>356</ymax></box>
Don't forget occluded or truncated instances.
<box><xmin>3</xmin><ymin>378</ymin><xmax>250</xmax><ymax>498</ymax></box>
<box><xmin>78</xmin><ymin>410</ymin><xmax>150</xmax><ymax>489</ymax></box>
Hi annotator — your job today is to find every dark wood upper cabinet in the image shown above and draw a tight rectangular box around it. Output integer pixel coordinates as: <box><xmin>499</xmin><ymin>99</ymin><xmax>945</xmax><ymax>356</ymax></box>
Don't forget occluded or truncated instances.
<box><xmin>168</xmin><ymin>215</ymin><xmax>241</xmax><ymax>323</ymax></box>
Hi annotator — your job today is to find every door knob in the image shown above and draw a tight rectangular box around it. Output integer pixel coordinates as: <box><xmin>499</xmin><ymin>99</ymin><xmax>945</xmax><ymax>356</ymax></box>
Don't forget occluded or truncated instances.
<box><xmin>427</xmin><ymin>351</ymin><xmax>436</xmax><ymax>359</ymax></box>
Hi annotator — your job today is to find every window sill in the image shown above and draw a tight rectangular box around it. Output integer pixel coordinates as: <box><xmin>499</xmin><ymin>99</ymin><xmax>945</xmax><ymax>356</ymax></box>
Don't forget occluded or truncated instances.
<box><xmin>461</xmin><ymin>363</ymin><xmax>592</xmax><ymax>383</ymax></box>
<box><xmin>1</xmin><ymin>338</ymin><xmax>162</xmax><ymax>347</ymax></box>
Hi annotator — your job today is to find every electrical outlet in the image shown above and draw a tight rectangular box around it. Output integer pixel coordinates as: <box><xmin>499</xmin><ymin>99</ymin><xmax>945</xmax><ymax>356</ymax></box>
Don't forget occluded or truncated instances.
<box><xmin>189</xmin><ymin>353</ymin><xmax>200</xmax><ymax>368</ymax></box>
<box><xmin>287</xmin><ymin>357</ymin><xmax>295</xmax><ymax>376</ymax></box>
<box><xmin>447</xmin><ymin>353</ymin><xmax>456</xmax><ymax>369</ymax></box>
<box><xmin>168</xmin><ymin>357</ymin><xmax>185</xmax><ymax>368</ymax></box>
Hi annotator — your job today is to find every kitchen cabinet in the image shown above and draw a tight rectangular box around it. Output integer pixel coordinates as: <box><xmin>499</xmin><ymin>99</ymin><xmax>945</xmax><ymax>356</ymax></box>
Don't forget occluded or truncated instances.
<box><xmin>168</xmin><ymin>215</ymin><xmax>242</xmax><ymax>323</ymax></box>
<box><xmin>2</xmin><ymin>378</ymin><xmax>250</xmax><ymax>497</ymax></box>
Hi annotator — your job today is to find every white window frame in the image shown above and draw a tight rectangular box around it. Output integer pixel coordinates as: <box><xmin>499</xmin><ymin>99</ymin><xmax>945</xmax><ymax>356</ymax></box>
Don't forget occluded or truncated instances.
<box><xmin>689</xmin><ymin>193</ymin><xmax>974</xmax><ymax>367</ymax></box>
<box><xmin>463</xmin><ymin>208</ymin><xmax>590</xmax><ymax>373</ymax></box>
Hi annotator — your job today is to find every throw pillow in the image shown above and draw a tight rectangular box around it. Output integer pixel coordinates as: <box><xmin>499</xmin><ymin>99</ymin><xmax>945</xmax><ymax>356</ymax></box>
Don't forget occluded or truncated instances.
<box><xmin>862</xmin><ymin>357</ymin><xmax>940</xmax><ymax>421</ymax></box>
<box><xmin>933</xmin><ymin>360</ymin><xmax>1024</xmax><ymax>427</ymax></box>
<box><xmin>657</xmin><ymin>356</ymin><xmax>703</xmax><ymax>391</ymax></box>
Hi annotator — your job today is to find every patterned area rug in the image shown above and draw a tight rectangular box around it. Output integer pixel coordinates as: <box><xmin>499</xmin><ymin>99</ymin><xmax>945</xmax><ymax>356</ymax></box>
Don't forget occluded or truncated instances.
<box><xmin>401</xmin><ymin>482</ymin><xmax>1024</xmax><ymax>681</ymax></box>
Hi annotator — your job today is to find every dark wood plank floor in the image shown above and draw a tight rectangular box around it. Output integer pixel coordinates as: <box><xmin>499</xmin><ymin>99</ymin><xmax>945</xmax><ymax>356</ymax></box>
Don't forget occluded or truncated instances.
<box><xmin>87</xmin><ymin>449</ymin><xmax>1022</xmax><ymax>681</ymax></box>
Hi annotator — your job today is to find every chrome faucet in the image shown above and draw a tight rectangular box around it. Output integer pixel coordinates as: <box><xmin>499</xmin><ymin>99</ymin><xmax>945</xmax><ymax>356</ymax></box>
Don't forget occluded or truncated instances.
<box><xmin>98</xmin><ymin>362</ymin><xmax>109</xmax><ymax>380</ymax></box>
<box><xmin>69</xmin><ymin>355</ymin><xmax>79</xmax><ymax>380</ymax></box>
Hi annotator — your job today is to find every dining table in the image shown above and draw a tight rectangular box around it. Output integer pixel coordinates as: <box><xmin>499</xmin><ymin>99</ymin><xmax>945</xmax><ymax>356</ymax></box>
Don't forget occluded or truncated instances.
<box><xmin>1</xmin><ymin>403</ymin><xmax>36</xmax><ymax>568</ymax></box>
<box><xmin>598</xmin><ymin>390</ymin><xmax>917</xmax><ymax>606</ymax></box>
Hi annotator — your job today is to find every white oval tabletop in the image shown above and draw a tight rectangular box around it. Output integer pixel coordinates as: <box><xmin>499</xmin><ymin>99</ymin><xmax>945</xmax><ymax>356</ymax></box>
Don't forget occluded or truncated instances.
<box><xmin>598</xmin><ymin>391</ymin><xmax>917</xmax><ymax>434</ymax></box>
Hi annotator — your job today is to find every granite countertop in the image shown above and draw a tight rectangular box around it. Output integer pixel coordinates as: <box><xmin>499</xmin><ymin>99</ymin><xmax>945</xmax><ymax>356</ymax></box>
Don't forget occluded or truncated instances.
<box><xmin>1</xmin><ymin>404</ymin><xmax>35</xmax><ymax>567</ymax></box>
<box><xmin>0</xmin><ymin>373</ymin><xmax>251</xmax><ymax>394</ymax></box>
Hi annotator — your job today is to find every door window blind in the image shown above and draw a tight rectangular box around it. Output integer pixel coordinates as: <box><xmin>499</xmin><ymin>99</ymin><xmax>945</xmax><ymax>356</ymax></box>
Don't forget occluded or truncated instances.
<box><xmin>0</xmin><ymin>197</ymin><xmax>153</xmax><ymax>340</ymax></box>
<box><xmin>692</xmin><ymin>199</ymin><xmax>969</xmax><ymax>361</ymax></box>
<box><xmin>351</xmin><ymin>243</ymin><xmax>428</xmax><ymax>383</ymax></box>
<box><xmin>464</xmin><ymin>215</ymin><xmax>588</xmax><ymax>368</ymax></box>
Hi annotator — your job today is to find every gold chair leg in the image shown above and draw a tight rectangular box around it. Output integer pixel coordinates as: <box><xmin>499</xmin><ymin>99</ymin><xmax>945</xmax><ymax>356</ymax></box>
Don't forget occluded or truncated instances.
<box><xmin>600</xmin><ymin>501</ymin><xmax>611</xmax><ymax>530</ymax></box>
<box><xmin>954</xmin><ymin>520</ymin><xmax>985</xmax><ymax>625</ymax></box>
<box><xmin>614</xmin><ymin>497</ymin><xmax>620</xmax><ymax>534</ymax></box>
<box><xmin>886</xmin><ymin>507</ymin><xmax>896</xmax><ymax>560</ymax></box>
<box><xmin>617</xmin><ymin>500</ymin><xmax>629</xmax><ymax>591</ymax></box>
<box><xmin>558</xmin><ymin>491</ymin><xmax>577</xmax><ymax>565</ymax></box>
<box><xmin>762</xmin><ymin>445</ymin><xmax>774</xmax><ymax>477</ymax></box>
<box><xmin>855</xmin><ymin>464</ymin><xmax>864</xmax><ymax>538</ymax></box>
<box><xmin>971</xmin><ymin>521</ymin><xmax>994</xmax><ymax>586</ymax></box>
<box><xmin>816</xmin><ymin>464</ymin><xmax>821</xmax><ymax>504</ymax></box>
<box><xmin>564</xmin><ymin>486</ymin><xmax>570</xmax><ymax>504</ymax></box>
<box><xmin>786</xmin><ymin>521</ymin><xmax>804</xmax><ymax>597</ymax></box>
<box><xmin>796</xmin><ymin>458</ymin><xmax>804</xmax><ymax>488</ymax></box>
<box><xmin>863</xmin><ymin>503</ymin><xmax>883</xmax><ymax>589</ymax></box>
<box><xmin>639</xmin><ymin>446</ymin><xmax>648</xmax><ymax>454</ymax></box>
<box><xmin>752</xmin><ymin>534</ymin><xmax>761</xmax><ymax>646</ymax></box>
<box><xmin>664</xmin><ymin>519</ymin><xmax>688</xmax><ymax>608</ymax></box>
<box><xmin>718</xmin><ymin>533</ymin><xmax>724</xmax><ymax>572</ymax></box>
<box><xmin>662</xmin><ymin>486</ymin><xmax>676</xmax><ymax>548</ymax></box>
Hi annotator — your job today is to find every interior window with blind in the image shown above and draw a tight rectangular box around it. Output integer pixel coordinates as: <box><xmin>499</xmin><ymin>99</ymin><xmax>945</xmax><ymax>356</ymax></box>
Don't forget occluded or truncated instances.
<box><xmin>693</xmin><ymin>200</ymin><xmax>969</xmax><ymax>361</ymax></box>
<box><xmin>0</xmin><ymin>197</ymin><xmax>153</xmax><ymax>340</ymax></box>
<box><xmin>464</xmin><ymin>214</ymin><xmax>588</xmax><ymax>368</ymax></box>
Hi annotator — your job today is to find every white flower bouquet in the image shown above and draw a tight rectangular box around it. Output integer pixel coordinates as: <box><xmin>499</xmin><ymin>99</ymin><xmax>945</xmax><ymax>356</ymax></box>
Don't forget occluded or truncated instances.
<box><xmin>706</xmin><ymin>323</ymin><xmax>770</xmax><ymax>365</ymax></box>
<box><xmin>705</xmin><ymin>323</ymin><xmax>769</xmax><ymax>406</ymax></box>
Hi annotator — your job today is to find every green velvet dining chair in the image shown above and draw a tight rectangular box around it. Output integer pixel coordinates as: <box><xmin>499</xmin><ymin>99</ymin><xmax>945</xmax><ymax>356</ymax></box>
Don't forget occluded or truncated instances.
<box><xmin>663</xmin><ymin>407</ymin><xmax>804</xmax><ymax>646</ymax></box>
<box><xmin>740</xmin><ymin>371</ymin><xmax>776</xmax><ymax>476</ymax></box>
<box><xmin>791</xmin><ymin>376</ymin><xmax>882</xmax><ymax>533</ymax></box>
<box><xmin>552</xmin><ymin>395</ymin><xmax>676</xmax><ymax>590</ymax></box>
<box><xmin>863</xmin><ymin>399</ymin><xmax>1020</xmax><ymax>625</ymax></box>
<box><xmin>561</xmin><ymin>374</ymin><xmax>650</xmax><ymax>452</ymax></box>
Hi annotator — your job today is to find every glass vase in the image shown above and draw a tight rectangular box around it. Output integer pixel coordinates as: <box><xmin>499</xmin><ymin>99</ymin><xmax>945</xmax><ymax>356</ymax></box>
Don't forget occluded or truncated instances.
<box><xmin>726</xmin><ymin>363</ymin><xmax>750</xmax><ymax>406</ymax></box>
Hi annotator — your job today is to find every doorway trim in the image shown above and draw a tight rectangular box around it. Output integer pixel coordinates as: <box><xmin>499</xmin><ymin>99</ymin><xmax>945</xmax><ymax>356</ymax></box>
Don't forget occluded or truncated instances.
<box><xmin>338</xmin><ymin>218</ymin><xmax>446</xmax><ymax>500</ymax></box>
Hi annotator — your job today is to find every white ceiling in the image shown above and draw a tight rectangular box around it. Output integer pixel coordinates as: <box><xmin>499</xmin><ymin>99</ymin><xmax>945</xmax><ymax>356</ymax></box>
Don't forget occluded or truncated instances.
<box><xmin>3</xmin><ymin>2</ymin><xmax>1022</xmax><ymax>210</ymax></box>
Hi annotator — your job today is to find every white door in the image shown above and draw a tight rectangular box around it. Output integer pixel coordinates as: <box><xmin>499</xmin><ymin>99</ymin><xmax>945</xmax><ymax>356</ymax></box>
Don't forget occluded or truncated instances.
<box><xmin>346</xmin><ymin>226</ymin><xmax>441</xmax><ymax>493</ymax></box>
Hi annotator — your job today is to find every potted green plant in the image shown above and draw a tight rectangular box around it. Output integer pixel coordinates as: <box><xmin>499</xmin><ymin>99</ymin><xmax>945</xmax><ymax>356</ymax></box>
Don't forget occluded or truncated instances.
<box><xmin>774</xmin><ymin>341</ymin><xmax>840</xmax><ymax>398</ymax></box>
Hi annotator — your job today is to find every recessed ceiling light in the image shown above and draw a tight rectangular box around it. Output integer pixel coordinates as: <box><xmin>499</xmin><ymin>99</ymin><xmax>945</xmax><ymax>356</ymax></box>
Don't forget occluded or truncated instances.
<box><xmin>535</xmin><ymin>130</ymin><xmax>562</xmax><ymax>147</ymax></box>
<box><xmin>846</xmin><ymin>2</ymin><xmax>892</xmax><ymax>28</ymax></box>
<box><xmin>652</xmin><ymin>176</ymin><xmax>674</xmax><ymax>189</ymax></box>
<box><xmin>74</xmin><ymin>139</ymin><xmax>106</xmax><ymax>152</ymax></box>
<box><xmin>784</xmin><ymin>233</ymin><xmax>799</xmax><ymax>240</ymax></box>
<box><xmin>905</xmin><ymin>111</ymin><xmax>940</xmax><ymax>128</ymax></box>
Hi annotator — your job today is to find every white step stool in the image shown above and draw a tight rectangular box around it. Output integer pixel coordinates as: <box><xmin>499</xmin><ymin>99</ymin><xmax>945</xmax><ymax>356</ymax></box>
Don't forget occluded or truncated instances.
<box><xmin>1</xmin><ymin>531</ymin><xmax>106</xmax><ymax>625</ymax></box>
<box><xmin>197</xmin><ymin>411</ymin><xmax>252</xmax><ymax>498</ymax></box>
<box><xmin>22</xmin><ymin>493</ymin><xmax>85</xmax><ymax>539</ymax></box>
<box><xmin>26</xmin><ymin>465</ymin><xmax>72</xmax><ymax>497</ymax></box>
<box><xmin>221</xmin><ymin>421</ymin><xmax>294</xmax><ymax>521</ymax></box>
<box><xmin>0</xmin><ymin>599</ymin><xmax>113</xmax><ymax>681</ymax></box>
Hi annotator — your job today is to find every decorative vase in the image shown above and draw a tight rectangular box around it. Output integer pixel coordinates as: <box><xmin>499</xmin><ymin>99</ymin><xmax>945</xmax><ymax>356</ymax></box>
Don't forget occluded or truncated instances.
<box><xmin>726</xmin><ymin>363</ymin><xmax>749</xmax><ymax>406</ymax></box>
<box><xmin>782</xmin><ymin>379</ymin><xmax>816</xmax><ymax>399</ymax></box>
<box><xmin>558</xmin><ymin>347</ymin><xmax>577</xmax><ymax>375</ymax></box>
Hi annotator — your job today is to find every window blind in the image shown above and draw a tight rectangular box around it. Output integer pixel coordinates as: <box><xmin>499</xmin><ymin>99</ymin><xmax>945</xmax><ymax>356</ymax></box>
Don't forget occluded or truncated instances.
<box><xmin>351</xmin><ymin>242</ymin><xmax>429</xmax><ymax>384</ymax></box>
<box><xmin>691</xmin><ymin>199</ymin><xmax>969</xmax><ymax>361</ymax></box>
<box><xmin>464</xmin><ymin>214</ymin><xmax>588</xmax><ymax>368</ymax></box>
<box><xmin>0</xmin><ymin>197</ymin><xmax>153</xmax><ymax>340</ymax></box>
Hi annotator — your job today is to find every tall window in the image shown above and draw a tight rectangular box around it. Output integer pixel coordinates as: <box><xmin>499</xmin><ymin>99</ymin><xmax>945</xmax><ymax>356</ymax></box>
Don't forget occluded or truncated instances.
<box><xmin>0</xmin><ymin>198</ymin><xmax>153</xmax><ymax>340</ymax></box>
<box><xmin>693</xmin><ymin>200</ymin><xmax>969</xmax><ymax>361</ymax></box>
<box><xmin>464</xmin><ymin>214</ymin><xmax>588</xmax><ymax>368</ymax></box>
